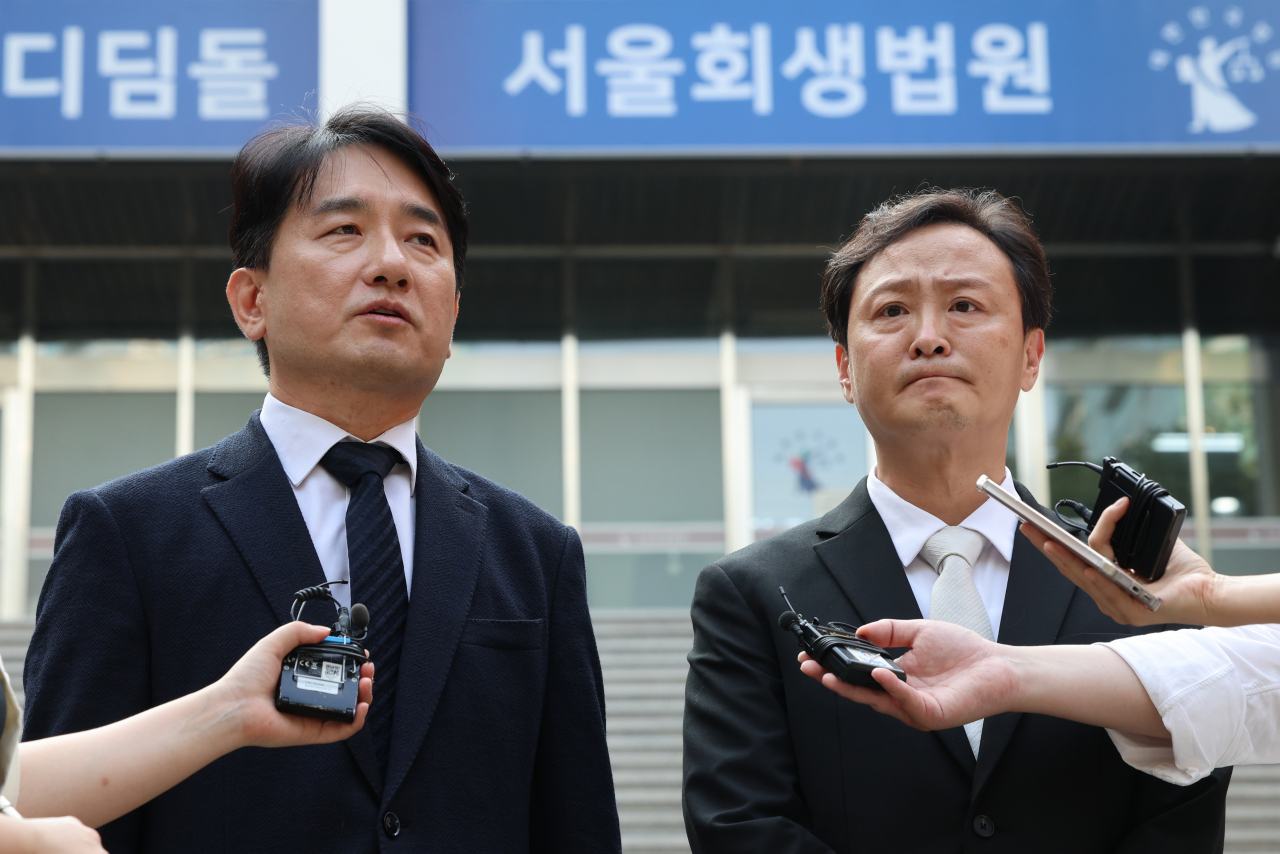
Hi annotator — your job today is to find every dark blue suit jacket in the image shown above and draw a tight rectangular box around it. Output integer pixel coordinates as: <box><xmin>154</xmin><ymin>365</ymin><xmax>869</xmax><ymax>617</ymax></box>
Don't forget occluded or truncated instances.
<box><xmin>23</xmin><ymin>414</ymin><xmax>621</xmax><ymax>854</ymax></box>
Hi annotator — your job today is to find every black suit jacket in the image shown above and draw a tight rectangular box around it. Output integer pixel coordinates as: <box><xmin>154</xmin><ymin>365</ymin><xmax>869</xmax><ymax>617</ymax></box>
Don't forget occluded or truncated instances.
<box><xmin>683</xmin><ymin>479</ymin><xmax>1229</xmax><ymax>854</ymax></box>
<box><xmin>23</xmin><ymin>414</ymin><xmax>621</xmax><ymax>854</ymax></box>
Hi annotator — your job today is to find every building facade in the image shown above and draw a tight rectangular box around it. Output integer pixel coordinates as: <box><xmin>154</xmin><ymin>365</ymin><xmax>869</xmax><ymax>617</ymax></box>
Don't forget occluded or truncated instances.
<box><xmin>1</xmin><ymin>0</ymin><xmax>1279</xmax><ymax>615</ymax></box>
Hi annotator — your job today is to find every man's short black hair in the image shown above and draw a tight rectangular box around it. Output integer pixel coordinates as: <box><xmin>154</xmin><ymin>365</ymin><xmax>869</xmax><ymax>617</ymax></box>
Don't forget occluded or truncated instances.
<box><xmin>228</xmin><ymin>106</ymin><xmax>469</xmax><ymax>376</ymax></box>
<box><xmin>821</xmin><ymin>188</ymin><xmax>1051</xmax><ymax>349</ymax></box>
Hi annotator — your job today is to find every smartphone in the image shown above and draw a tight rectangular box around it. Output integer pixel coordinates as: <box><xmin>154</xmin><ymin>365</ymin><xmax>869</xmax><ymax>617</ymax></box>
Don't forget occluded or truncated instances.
<box><xmin>976</xmin><ymin>475</ymin><xmax>1162</xmax><ymax>612</ymax></box>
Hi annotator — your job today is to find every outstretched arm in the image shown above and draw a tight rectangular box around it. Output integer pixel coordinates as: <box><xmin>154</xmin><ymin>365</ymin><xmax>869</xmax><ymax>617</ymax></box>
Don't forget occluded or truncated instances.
<box><xmin>17</xmin><ymin>621</ymin><xmax>373</xmax><ymax>828</ymax></box>
<box><xmin>797</xmin><ymin>619</ymin><xmax>1167</xmax><ymax>738</ymax></box>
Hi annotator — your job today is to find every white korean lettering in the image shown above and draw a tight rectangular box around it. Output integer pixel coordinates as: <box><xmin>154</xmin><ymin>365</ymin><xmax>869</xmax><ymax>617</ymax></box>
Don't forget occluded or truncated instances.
<box><xmin>595</xmin><ymin>24</ymin><xmax>685</xmax><ymax>117</ymax></box>
<box><xmin>2</xmin><ymin>27</ymin><xmax>83</xmax><ymax>119</ymax></box>
<box><xmin>967</xmin><ymin>23</ymin><xmax>1051</xmax><ymax>114</ymax></box>
<box><xmin>503</xmin><ymin>26</ymin><xmax>586</xmax><ymax>117</ymax></box>
<box><xmin>504</xmin><ymin>32</ymin><xmax>559</xmax><ymax>95</ymax></box>
<box><xmin>781</xmin><ymin>25</ymin><xmax>865</xmax><ymax>118</ymax></box>
<box><xmin>187</xmin><ymin>29</ymin><xmax>278</xmax><ymax>121</ymax></box>
<box><xmin>876</xmin><ymin>24</ymin><xmax>956</xmax><ymax>115</ymax></box>
<box><xmin>3</xmin><ymin>33</ymin><xmax>57</xmax><ymax>97</ymax></box>
<box><xmin>99</xmin><ymin>28</ymin><xmax>177</xmax><ymax>119</ymax></box>
<box><xmin>690</xmin><ymin>23</ymin><xmax>772</xmax><ymax>116</ymax></box>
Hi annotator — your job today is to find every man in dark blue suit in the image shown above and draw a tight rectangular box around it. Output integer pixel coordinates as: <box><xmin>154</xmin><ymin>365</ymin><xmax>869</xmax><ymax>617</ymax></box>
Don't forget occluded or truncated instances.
<box><xmin>22</xmin><ymin>107</ymin><xmax>621</xmax><ymax>854</ymax></box>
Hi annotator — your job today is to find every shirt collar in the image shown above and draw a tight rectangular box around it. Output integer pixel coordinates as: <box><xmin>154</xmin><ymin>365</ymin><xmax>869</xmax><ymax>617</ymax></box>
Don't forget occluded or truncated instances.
<box><xmin>866</xmin><ymin>467</ymin><xmax>1019</xmax><ymax>569</ymax></box>
<box><xmin>259</xmin><ymin>393</ymin><xmax>419</xmax><ymax>494</ymax></box>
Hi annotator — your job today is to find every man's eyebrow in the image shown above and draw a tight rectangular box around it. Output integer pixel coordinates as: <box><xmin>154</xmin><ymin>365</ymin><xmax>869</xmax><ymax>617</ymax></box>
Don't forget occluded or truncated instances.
<box><xmin>402</xmin><ymin>202</ymin><xmax>443</xmax><ymax>227</ymax></box>
<box><xmin>936</xmin><ymin>275</ymin><xmax>998</xmax><ymax>290</ymax></box>
<box><xmin>863</xmin><ymin>275</ymin><xmax>995</xmax><ymax>296</ymax></box>
<box><xmin>861</xmin><ymin>277</ymin><xmax>915</xmax><ymax>296</ymax></box>
<box><xmin>309</xmin><ymin>196</ymin><xmax>366</xmax><ymax>217</ymax></box>
<box><xmin>306</xmin><ymin>196</ymin><xmax>443</xmax><ymax>227</ymax></box>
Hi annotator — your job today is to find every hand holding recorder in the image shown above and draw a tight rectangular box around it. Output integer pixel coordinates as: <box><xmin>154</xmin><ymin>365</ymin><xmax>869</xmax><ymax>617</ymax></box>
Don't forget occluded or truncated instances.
<box><xmin>797</xmin><ymin>619</ymin><xmax>1013</xmax><ymax>731</ymax></box>
<box><xmin>16</xmin><ymin>621</ymin><xmax>373</xmax><ymax>829</ymax></box>
<box><xmin>797</xmin><ymin>618</ymin><xmax>1168</xmax><ymax>739</ymax></box>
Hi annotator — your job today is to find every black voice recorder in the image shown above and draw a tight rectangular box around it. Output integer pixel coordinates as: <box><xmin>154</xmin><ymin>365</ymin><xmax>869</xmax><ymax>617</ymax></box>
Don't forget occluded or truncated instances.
<box><xmin>276</xmin><ymin>581</ymin><xmax>371</xmax><ymax>723</ymax></box>
<box><xmin>1048</xmin><ymin>456</ymin><xmax>1186</xmax><ymax>582</ymax></box>
<box><xmin>777</xmin><ymin>587</ymin><xmax>905</xmax><ymax>691</ymax></box>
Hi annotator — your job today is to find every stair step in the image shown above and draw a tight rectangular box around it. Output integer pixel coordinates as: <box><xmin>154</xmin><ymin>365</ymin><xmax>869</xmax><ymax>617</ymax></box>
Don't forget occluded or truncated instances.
<box><xmin>601</xmin><ymin>667</ymin><xmax>692</xmax><ymax>683</ymax></box>
<box><xmin>612</xmin><ymin>769</ymin><xmax>683</xmax><ymax>787</ymax></box>
<box><xmin>616</xmin><ymin>788</ymin><xmax>683</xmax><ymax>804</ymax></box>
<box><xmin>607</xmin><ymin>699</ymin><xmax>685</xmax><ymax>716</ymax></box>
<box><xmin>607</xmin><ymin>718</ymin><xmax>683</xmax><ymax>735</ymax></box>
<box><xmin>605</xmin><ymin>684</ymin><xmax>686</xmax><ymax>699</ymax></box>
<box><xmin>609</xmin><ymin>730</ymin><xmax>683</xmax><ymax>745</ymax></box>
<box><xmin>602</xmin><ymin>653</ymin><xmax>690</xmax><ymax>665</ymax></box>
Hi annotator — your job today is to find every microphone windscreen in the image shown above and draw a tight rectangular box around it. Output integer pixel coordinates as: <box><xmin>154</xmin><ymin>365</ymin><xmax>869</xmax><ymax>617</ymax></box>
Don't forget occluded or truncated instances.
<box><xmin>351</xmin><ymin>603</ymin><xmax>370</xmax><ymax>630</ymax></box>
<box><xmin>778</xmin><ymin>611</ymin><xmax>798</xmax><ymax>631</ymax></box>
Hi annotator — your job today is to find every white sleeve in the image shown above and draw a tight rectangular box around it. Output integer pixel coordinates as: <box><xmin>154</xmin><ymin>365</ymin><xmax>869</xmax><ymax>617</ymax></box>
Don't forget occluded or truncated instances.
<box><xmin>1101</xmin><ymin>625</ymin><xmax>1280</xmax><ymax>785</ymax></box>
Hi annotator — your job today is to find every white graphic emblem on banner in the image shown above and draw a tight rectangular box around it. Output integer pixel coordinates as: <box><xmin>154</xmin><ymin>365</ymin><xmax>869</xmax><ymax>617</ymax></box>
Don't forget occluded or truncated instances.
<box><xmin>1148</xmin><ymin>5</ymin><xmax>1278</xmax><ymax>133</ymax></box>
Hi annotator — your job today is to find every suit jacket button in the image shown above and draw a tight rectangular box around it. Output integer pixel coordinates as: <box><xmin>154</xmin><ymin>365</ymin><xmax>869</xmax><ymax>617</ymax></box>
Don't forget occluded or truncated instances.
<box><xmin>382</xmin><ymin>812</ymin><xmax>401</xmax><ymax>838</ymax></box>
<box><xmin>973</xmin><ymin>814</ymin><xmax>995</xmax><ymax>838</ymax></box>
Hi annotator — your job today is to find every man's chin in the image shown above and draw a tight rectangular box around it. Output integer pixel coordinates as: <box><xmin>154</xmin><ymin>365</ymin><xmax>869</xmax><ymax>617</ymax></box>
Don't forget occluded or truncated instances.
<box><xmin>357</xmin><ymin>357</ymin><xmax>439</xmax><ymax>391</ymax></box>
<box><xmin>898</xmin><ymin>404</ymin><xmax>973</xmax><ymax>433</ymax></box>
<box><xmin>319</xmin><ymin>346</ymin><xmax>442</xmax><ymax>394</ymax></box>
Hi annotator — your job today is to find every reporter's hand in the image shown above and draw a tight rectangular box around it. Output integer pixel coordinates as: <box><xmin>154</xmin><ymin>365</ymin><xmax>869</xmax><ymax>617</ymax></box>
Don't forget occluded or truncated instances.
<box><xmin>1022</xmin><ymin>496</ymin><xmax>1220</xmax><ymax>626</ymax></box>
<box><xmin>206</xmin><ymin>621</ymin><xmax>374</xmax><ymax>749</ymax></box>
<box><xmin>1</xmin><ymin>815</ymin><xmax>105</xmax><ymax>854</ymax></box>
<box><xmin>797</xmin><ymin>619</ymin><xmax>1014</xmax><ymax>731</ymax></box>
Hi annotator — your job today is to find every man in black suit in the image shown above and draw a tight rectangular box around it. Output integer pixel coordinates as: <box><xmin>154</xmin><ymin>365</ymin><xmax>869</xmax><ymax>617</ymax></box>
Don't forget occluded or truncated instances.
<box><xmin>22</xmin><ymin>108</ymin><xmax>621</xmax><ymax>854</ymax></box>
<box><xmin>683</xmin><ymin>189</ymin><xmax>1230</xmax><ymax>853</ymax></box>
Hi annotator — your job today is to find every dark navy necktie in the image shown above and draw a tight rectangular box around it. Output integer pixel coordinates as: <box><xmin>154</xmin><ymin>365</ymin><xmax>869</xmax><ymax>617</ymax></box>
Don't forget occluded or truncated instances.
<box><xmin>319</xmin><ymin>441</ymin><xmax>409</xmax><ymax>780</ymax></box>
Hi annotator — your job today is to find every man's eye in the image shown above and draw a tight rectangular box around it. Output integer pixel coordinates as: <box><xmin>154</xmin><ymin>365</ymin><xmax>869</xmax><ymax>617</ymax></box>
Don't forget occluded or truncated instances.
<box><xmin>409</xmin><ymin>234</ymin><xmax>434</xmax><ymax>246</ymax></box>
<box><xmin>954</xmin><ymin>300</ymin><xmax>973</xmax><ymax>312</ymax></box>
<box><xmin>332</xmin><ymin>224</ymin><xmax>357</xmax><ymax>235</ymax></box>
<box><xmin>884</xmin><ymin>305</ymin><xmax>904</xmax><ymax>318</ymax></box>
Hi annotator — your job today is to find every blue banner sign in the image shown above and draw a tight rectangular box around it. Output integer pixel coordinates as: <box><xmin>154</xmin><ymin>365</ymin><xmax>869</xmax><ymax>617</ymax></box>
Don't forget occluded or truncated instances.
<box><xmin>0</xmin><ymin>1</ymin><xmax>317</xmax><ymax>155</ymax></box>
<box><xmin>409</xmin><ymin>0</ymin><xmax>1280</xmax><ymax>155</ymax></box>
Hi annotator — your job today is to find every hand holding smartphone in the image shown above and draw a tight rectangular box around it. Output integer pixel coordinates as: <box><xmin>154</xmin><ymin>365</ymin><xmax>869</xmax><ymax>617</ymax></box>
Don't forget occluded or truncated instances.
<box><xmin>976</xmin><ymin>475</ymin><xmax>1162</xmax><ymax>612</ymax></box>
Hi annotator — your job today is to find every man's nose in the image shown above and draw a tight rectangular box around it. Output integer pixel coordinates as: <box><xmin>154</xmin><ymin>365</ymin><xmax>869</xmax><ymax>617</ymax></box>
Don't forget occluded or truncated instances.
<box><xmin>909</xmin><ymin>313</ymin><xmax>951</xmax><ymax>358</ymax></box>
<box><xmin>366</xmin><ymin>230</ymin><xmax>411</xmax><ymax>288</ymax></box>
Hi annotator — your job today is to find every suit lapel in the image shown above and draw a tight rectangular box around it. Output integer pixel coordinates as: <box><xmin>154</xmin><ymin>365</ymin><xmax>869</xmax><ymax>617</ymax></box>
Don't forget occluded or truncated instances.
<box><xmin>812</xmin><ymin>480</ymin><xmax>977</xmax><ymax>777</ymax></box>
<box><xmin>382</xmin><ymin>440</ymin><xmax>487</xmax><ymax>804</ymax></box>
<box><xmin>201</xmin><ymin>414</ymin><xmax>382</xmax><ymax>795</ymax></box>
<box><xmin>971</xmin><ymin>481</ymin><xmax>1078</xmax><ymax>799</ymax></box>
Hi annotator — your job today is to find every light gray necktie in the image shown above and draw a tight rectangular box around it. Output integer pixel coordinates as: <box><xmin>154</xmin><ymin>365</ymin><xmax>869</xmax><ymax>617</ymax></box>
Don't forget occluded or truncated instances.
<box><xmin>920</xmin><ymin>526</ymin><xmax>992</xmax><ymax>757</ymax></box>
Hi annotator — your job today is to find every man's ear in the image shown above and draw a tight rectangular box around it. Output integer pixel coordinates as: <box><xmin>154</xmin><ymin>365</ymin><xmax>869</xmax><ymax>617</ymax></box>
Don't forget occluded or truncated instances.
<box><xmin>446</xmin><ymin>290</ymin><xmax>460</xmax><ymax>359</ymax></box>
<box><xmin>1021</xmin><ymin>327</ymin><xmax>1046</xmax><ymax>393</ymax></box>
<box><xmin>836</xmin><ymin>343</ymin><xmax>856</xmax><ymax>405</ymax></box>
<box><xmin>226</xmin><ymin>268</ymin><xmax>267</xmax><ymax>343</ymax></box>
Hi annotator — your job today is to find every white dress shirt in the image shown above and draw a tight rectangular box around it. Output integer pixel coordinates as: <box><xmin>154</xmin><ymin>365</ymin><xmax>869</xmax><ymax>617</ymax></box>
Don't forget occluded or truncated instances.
<box><xmin>1103</xmin><ymin>624</ymin><xmax>1280</xmax><ymax>785</ymax></box>
<box><xmin>259</xmin><ymin>393</ymin><xmax>418</xmax><ymax>609</ymax></box>
<box><xmin>866</xmin><ymin>469</ymin><xmax>1019</xmax><ymax>640</ymax></box>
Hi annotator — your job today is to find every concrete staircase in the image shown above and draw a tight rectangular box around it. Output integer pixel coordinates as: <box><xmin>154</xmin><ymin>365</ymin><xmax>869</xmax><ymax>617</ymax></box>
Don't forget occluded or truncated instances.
<box><xmin>594</xmin><ymin>609</ymin><xmax>693</xmax><ymax>854</ymax></box>
<box><xmin>1225</xmin><ymin>764</ymin><xmax>1280</xmax><ymax>853</ymax></box>
<box><xmin>2</xmin><ymin>615</ymin><xmax>1278</xmax><ymax>854</ymax></box>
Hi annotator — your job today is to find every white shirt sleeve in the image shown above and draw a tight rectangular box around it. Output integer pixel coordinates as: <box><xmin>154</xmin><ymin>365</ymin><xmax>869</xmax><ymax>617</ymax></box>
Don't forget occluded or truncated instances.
<box><xmin>1102</xmin><ymin>624</ymin><xmax>1280</xmax><ymax>785</ymax></box>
